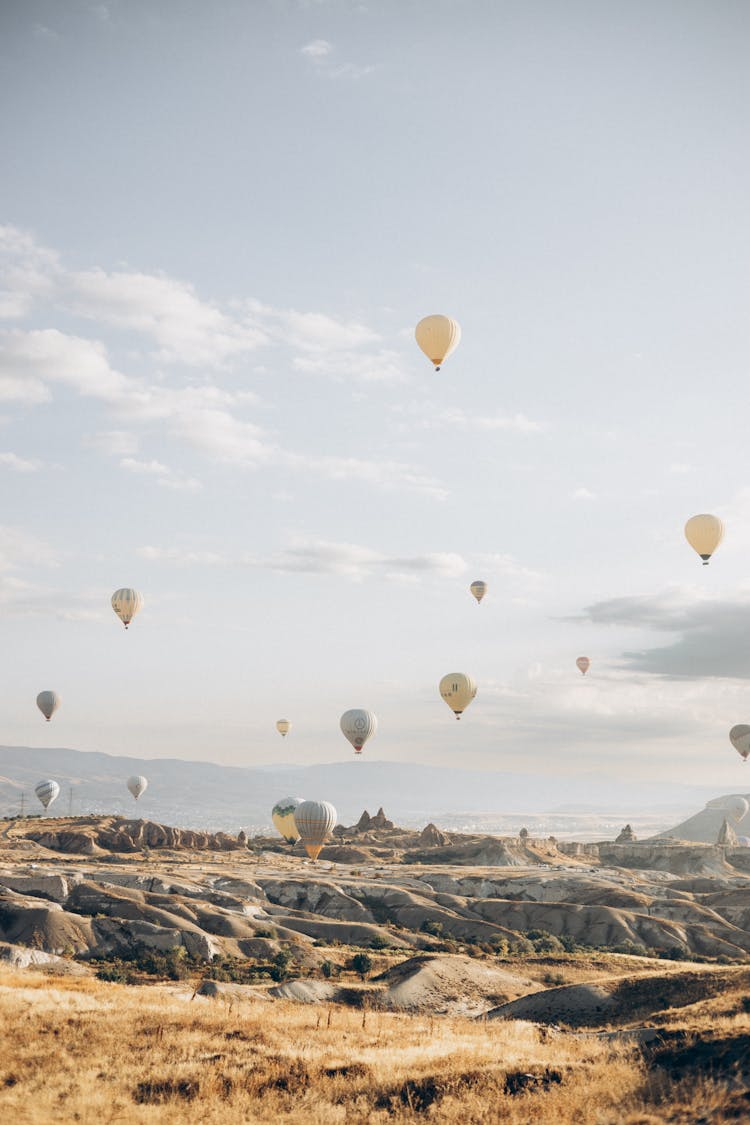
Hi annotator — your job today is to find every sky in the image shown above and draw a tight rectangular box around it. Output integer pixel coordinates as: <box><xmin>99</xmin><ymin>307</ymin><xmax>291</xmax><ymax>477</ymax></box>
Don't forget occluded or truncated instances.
<box><xmin>2</xmin><ymin>0</ymin><xmax>750</xmax><ymax>795</ymax></box>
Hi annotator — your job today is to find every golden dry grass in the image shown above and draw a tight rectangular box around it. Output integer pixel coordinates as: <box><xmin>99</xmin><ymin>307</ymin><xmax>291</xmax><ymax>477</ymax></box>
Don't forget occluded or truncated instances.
<box><xmin>0</xmin><ymin>968</ymin><xmax>748</xmax><ymax>1124</ymax></box>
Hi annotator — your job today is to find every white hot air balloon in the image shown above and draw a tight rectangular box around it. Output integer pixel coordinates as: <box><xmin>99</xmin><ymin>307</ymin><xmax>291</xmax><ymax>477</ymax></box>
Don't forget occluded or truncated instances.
<box><xmin>111</xmin><ymin>588</ymin><xmax>144</xmax><ymax>629</ymax></box>
<box><xmin>340</xmin><ymin>709</ymin><xmax>377</xmax><ymax>755</ymax></box>
<box><xmin>276</xmin><ymin>719</ymin><xmax>292</xmax><ymax>738</ymax></box>
<box><xmin>294</xmin><ymin>799</ymin><xmax>337</xmax><ymax>861</ymax></box>
<box><xmin>576</xmin><ymin>657</ymin><xmax>591</xmax><ymax>676</ymax></box>
<box><xmin>726</xmin><ymin>796</ymin><xmax>749</xmax><ymax>823</ymax></box>
<box><xmin>127</xmin><ymin>775</ymin><xmax>148</xmax><ymax>801</ymax></box>
<box><xmin>272</xmin><ymin>796</ymin><xmax>304</xmax><ymax>844</ymax></box>
<box><xmin>415</xmin><ymin>314</ymin><xmax>461</xmax><ymax>371</ymax></box>
<box><xmin>36</xmin><ymin>691</ymin><xmax>61</xmax><ymax>722</ymax></box>
<box><xmin>684</xmin><ymin>514</ymin><xmax>724</xmax><ymax>565</ymax></box>
<box><xmin>35</xmin><ymin>779</ymin><xmax>60</xmax><ymax>810</ymax></box>
<box><xmin>470</xmin><ymin>580</ymin><xmax>487</xmax><ymax>604</ymax></box>
<box><xmin>439</xmin><ymin>673</ymin><xmax>477</xmax><ymax>719</ymax></box>
<box><xmin>729</xmin><ymin>726</ymin><xmax>750</xmax><ymax>762</ymax></box>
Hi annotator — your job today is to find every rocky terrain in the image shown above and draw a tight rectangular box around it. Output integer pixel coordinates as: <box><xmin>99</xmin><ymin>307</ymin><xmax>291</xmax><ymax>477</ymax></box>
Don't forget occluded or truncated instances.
<box><xmin>0</xmin><ymin>811</ymin><xmax>749</xmax><ymax>1022</ymax></box>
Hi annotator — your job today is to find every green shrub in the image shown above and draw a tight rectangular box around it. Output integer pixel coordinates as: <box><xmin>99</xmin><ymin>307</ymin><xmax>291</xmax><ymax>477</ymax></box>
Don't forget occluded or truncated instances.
<box><xmin>350</xmin><ymin>952</ymin><xmax>373</xmax><ymax>980</ymax></box>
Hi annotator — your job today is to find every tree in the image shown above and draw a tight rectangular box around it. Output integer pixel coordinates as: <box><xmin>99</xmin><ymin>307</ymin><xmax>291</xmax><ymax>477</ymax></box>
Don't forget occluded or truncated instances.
<box><xmin>350</xmin><ymin>952</ymin><xmax>373</xmax><ymax>980</ymax></box>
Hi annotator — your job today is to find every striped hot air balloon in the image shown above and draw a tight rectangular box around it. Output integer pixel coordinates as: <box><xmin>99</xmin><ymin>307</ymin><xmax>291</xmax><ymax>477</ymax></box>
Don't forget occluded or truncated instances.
<box><xmin>294</xmin><ymin>800</ymin><xmax>337</xmax><ymax>861</ymax></box>
<box><xmin>111</xmin><ymin>588</ymin><xmax>144</xmax><ymax>629</ymax></box>
<box><xmin>35</xmin><ymin>779</ymin><xmax>60</xmax><ymax>810</ymax></box>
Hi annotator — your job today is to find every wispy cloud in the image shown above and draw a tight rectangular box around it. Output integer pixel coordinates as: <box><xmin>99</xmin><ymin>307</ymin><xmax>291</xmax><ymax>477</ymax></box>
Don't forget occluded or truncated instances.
<box><xmin>0</xmin><ymin>324</ymin><xmax>443</xmax><ymax>496</ymax></box>
<box><xmin>300</xmin><ymin>38</ymin><xmax>332</xmax><ymax>60</ymax></box>
<box><xmin>299</xmin><ymin>37</ymin><xmax>375</xmax><ymax>79</ymax></box>
<box><xmin>0</xmin><ymin>451</ymin><xmax>42</xmax><ymax>473</ymax></box>
<box><xmin>119</xmin><ymin>458</ymin><xmax>201</xmax><ymax>491</ymax></box>
<box><xmin>391</xmin><ymin>402</ymin><xmax>545</xmax><ymax>435</ymax></box>
<box><xmin>139</xmin><ymin>537</ymin><xmax>467</xmax><ymax>582</ymax></box>
<box><xmin>0</xmin><ymin>225</ymin><xmax>59</xmax><ymax>319</ymax></box>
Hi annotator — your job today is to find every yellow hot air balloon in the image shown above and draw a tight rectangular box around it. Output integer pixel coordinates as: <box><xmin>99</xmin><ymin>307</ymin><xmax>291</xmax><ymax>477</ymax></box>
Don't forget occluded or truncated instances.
<box><xmin>576</xmin><ymin>657</ymin><xmax>590</xmax><ymax>676</ymax></box>
<box><xmin>439</xmin><ymin>673</ymin><xmax>477</xmax><ymax>719</ymax></box>
<box><xmin>684</xmin><ymin>514</ymin><xmax>724</xmax><ymax>565</ymax></box>
<box><xmin>272</xmin><ymin>796</ymin><xmax>304</xmax><ymax>843</ymax></box>
<box><xmin>415</xmin><ymin>315</ymin><xmax>461</xmax><ymax>371</ymax></box>
<box><xmin>276</xmin><ymin>719</ymin><xmax>291</xmax><ymax>738</ymax></box>
<box><xmin>469</xmin><ymin>580</ymin><xmax>487</xmax><ymax>604</ymax></box>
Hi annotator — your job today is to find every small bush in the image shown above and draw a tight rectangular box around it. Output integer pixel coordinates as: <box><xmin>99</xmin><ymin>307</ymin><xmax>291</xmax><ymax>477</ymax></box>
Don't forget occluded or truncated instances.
<box><xmin>420</xmin><ymin>920</ymin><xmax>444</xmax><ymax>937</ymax></box>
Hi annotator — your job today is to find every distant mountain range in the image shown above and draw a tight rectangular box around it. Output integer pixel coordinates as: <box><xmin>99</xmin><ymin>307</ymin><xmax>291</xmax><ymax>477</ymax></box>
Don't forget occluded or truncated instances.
<box><xmin>0</xmin><ymin>745</ymin><xmax>720</xmax><ymax>838</ymax></box>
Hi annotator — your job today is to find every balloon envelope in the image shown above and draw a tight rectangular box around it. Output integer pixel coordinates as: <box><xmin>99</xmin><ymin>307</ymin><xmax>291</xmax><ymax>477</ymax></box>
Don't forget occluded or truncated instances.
<box><xmin>294</xmin><ymin>799</ymin><xmax>337</xmax><ymax>860</ymax></box>
<box><xmin>276</xmin><ymin>719</ymin><xmax>292</xmax><ymax>738</ymax></box>
<box><xmin>726</xmin><ymin>796</ymin><xmax>749</xmax><ymax>823</ymax></box>
<box><xmin>272</xmin><ymin>796</ymin><xmax>304</xmax><ymax>843</ymax></box>
<box><xmin>111</xmin><ymin>588</ymin><xmax>144</xmax><ymax>628</ymax></box>
<box><xmin>340</xmin><ymin>709</ymin><xmax>377</xmax><ymax>755</ymax></box>
<box><xmin>127</xmin><ymin>775</ymin><xmax>148</xmax><ymax>800</ymax></box>
<box><xmin>415</xmin><ymin>315</ymin><xmax>461</xmax><ymax>370</ymax></box>
<box><xmin>439</xmin><ymin>673</ymin><xmax>477</xmax><ymax>719</ymax></box>
<box><xmin>36</xmin><ymin>691</ymin><xmax>60</xmax><ymax>722</ymax></box>
<box><xmin>35</xmin><ymin>779</ymin><xmax>60</xmax><ymax>810</ymax></box>
<box><xmin>729</xmin><ymin>725</ymin><xmax>750</xmax><ymax>761</ymax></box>
<box><xmin>576</xmin><ymin>657</ymin><xmax>590</xmax><ymax>675</ymax></box>
<box><xmin>684</xmin><ymin>514</ymin><xmax>724</xmax><ymax>564</ymax></box>
<box><xmin>470</xmin><ymin>580</ymin><xmax>487</xmax><ymax>604</ymax></box>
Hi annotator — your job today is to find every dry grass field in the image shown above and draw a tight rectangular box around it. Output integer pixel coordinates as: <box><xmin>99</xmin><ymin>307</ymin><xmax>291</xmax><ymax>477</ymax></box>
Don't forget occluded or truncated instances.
<box><xmin>0</xmin><ymin>966</ymin><xmax>748</xmax><ymax>1124</ymax></box>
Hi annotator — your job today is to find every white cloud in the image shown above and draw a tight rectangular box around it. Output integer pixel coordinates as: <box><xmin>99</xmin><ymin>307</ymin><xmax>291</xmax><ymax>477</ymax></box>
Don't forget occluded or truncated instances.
<box><xmin>299</xmin><ymin>37</ymin><xmax>374</xmax><ymax>79</ymax></box>
<box><xmin>571</xmin><ymin>487</ymin><xmax>596</xmax><ymax>500</ymax></box>
<box><xmin>137</xmin><ymin>545</ymin><xmax>225</xmax><ymax>566</ymax></box>
<box><xmin>119</xmin><ymin>457</ymin><xmax>201</xmax><ymax>491</ymax></box>
<box><xmin>0</xmin><ymin>526</ymin><xmax>59</xmax><ymax>573</ymax></box>
<box><xmin>0</xmin><ymin>452</ymin><xmax>42</xmax><ymax>473</ymax></box>
<box><xmin>67</xmin><ymin>269</ymin><xmax>268</xmax><ymax>367</ymax></box>
<box><xmin>139</xmin><ymin>538</ymin><xmax>467</xmax><ymax>581</ymax></box>
<box><xmin>401</xmin><ymin>405</ymin><xmax>544</xmax><ymax>433</ymax></box>
<box><xmin>0</xmin><ymin>375</ymin><xmax>51</xmax><ymax>404</ymax></box>
<box><xmin>85</xmin><ymin>430</ymin><xmax>139</xmax><ymax>456</ymax></box>
<box><xmin>0</xmin><ymin>225</ymin><xmax>59</xmax><ymax>319</ymax></box>
<box><xmin>300</xmin><ymin>38</ymin><xmax>333</xmax><ymax>60</ymax></box>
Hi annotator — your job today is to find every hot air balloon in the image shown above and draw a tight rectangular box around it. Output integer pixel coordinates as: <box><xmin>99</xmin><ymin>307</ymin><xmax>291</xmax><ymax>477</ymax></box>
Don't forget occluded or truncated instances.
<box><xmin>272</xmin><ymin>796</ymin><xmax>304</xmax><ymax>843</ymax></box>
<box><xmin>111</xmin><ymin>588</ymin><xmax>144</xmax><ymax>629</ymax></box>
<box><xmin>127</xmin><ymin>775</ymin><xmax>148</xmax><ymax>801</ymax></box>
<box><xmin>36</xmin><ymin>691</ymin><xmax>60</xmax><ymax>722</ymax></box>
<box><xmin>340</xmin><ymin>709</ymin><xmax>377</xmax><ymax>755</ymax></box>
<box><xmin>684</xmin><ymin>514</ymin><xmax>724</xmax><ymax>565</ymax></box>
<box><xmin>576</xmin><ymin>657</ymin><xmax>590</xmax><ymax>676</ymax></box>
<box><xmin>276</xmin><ymin>719</ymin><xmax>291</xmax><ymax>738</ymax></box>
<box><xmin>470</xmin><ymin>580</ymin><xmax>487</xmax><ymax>604</ymax></box>
<box><xmin>726</xmin><ymin>796</ymin><xmax>749</xmax><ymax>823</ymax></box>
<box><xmin>294</xmin><ymin>799</ymin><xmax>337</xmax><ymax>861</ymax></box>
<box><xmin>729</xmin><ymin>726</ymin><xmax>750</xmax><ymax>762</ymax></box>
<box><xmin>415</xmin><ymin>315</ymin><xmax>461</xmax><ymax>371</ymax></box>
<box><xmin>439</xmin><ymin>673</ymin><xmax>477</xmax><ymax>719</ymax></box>
<box><xmin>35</xmin><ymin>779</ymin><xmax>60</xmax><ymax>810</ymax></box>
